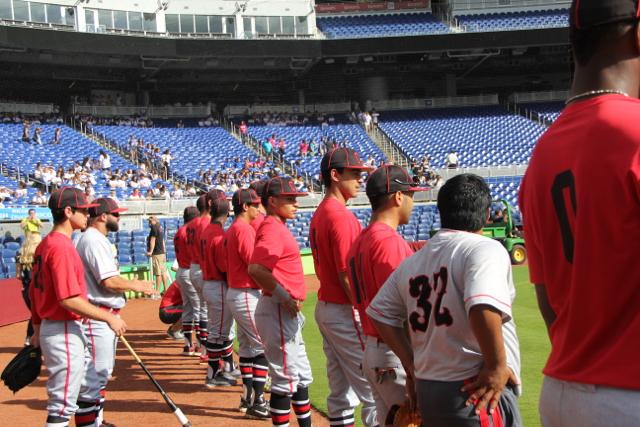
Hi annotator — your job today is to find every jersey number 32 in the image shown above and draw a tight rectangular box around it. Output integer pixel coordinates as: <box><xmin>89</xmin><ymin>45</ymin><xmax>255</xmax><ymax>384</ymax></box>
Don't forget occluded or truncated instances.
<box><xmin>409</xmin><ymin>267</ymin><xmax>453</xmax><ymax>332</ymax></box>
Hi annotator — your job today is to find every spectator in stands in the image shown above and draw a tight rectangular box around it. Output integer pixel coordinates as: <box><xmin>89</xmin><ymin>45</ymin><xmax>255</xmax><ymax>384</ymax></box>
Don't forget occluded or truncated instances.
<box><xmin>21</xmin><ymin>208</ymin><xmax>43</xmax><ymax>239</ymax></box>
<box><xmin>445</xmin><ymin>150</ymin><xmax>459</xmax><ymax>169</ymax></box>
<box><xmin>309</xmin><ymin>139</ymin><xmax>318</xmax><ymax>156</ymax></box>
<box><xmin>161</xmin><ymin>149</ymin><xmax>173</xmax><ymax>180</ymax></box>
<box><xmin>363</xmin><ymin>111</ymin><xmax>372</xmax><ymax>131</ymax></box>
<box><xmin>262</xmin><ymin>138</ymin><xmax>273</xmax><ymax>160</ymax></box>
<box><xmin>145</xmin><ymin>188</ymin><xmax>155</xmax><ymax>199</ymax></box>
<box><xmin>239</xmin><ymin>120</ymin><xmax>248</xmax><ymax>142</ymax></box>
<box><xmin>171</xmin><ymin>184</ymin><xmax>184</xmax><ymax>199</ymax></box>
<box><xmin>185</xmin><ymin>183</ymin><xmax>197</xmax><ymax>196</ymax></box>
<box><xmin>14</xmin><ymin>181</ymin><xmax>28</xmax><ymax>199</ymax></box>
<box><xmin>51</xmin><ymin>127</ymin><xmax>62</xmax><ymax>145</ymax></box>
<box><xmin>109</xmin><ymin>190</ymin><xmax>119</xmax><ymax>202</ymax></box>
<box><xmin>277</xmin><ymin>138</ymin><xmax>286</xmax><ymax>160</ymax></box>
<box><xmin>99</xmin><ymin>150</ymin><xmax>112</xmax><ymax>171</ymax></box>
<box><xmin>3</xmin><ymin>230</ymin><xmax>17</xmax><ymax>243</ymax></box>
<box><xmin>177</xmin><ymin>119</ymin><xmax>185</xmax><ymax>128</ymax></box>
<box><xmin>299</xmin><ymin>139</ymin><xmax>309</xmax><ymax>157</ymax></box>
<box><xmin>33</xmin><ymin>127</ymin><xmax>42</xmax><ymax>145</ymax></box>
<box><xmin>31</xmin><ymin>190</ymin><xmax>47</xmax><ymax>205</ymax></box>
<box><xmin>365</xmin><ymin>154</ymin><xmax>376</xmax><ymax>168</ymax></box>
<box><xmin>21</xmin><ymin>121</ymin><xmax>30</xmax><ymax>142</ymax></box>
<box><xmin>139</xmin><ymin>174</ymin><xmax>152</xmax><ymax>188</ymax></box>
<box><xmin>129</xmin><ymin>188</ymin><xmax>143</xmax><ymax>200</ymax></box>
<box><xmin>371</xmin><ymin>109</ymin><xmax>380</xmax><ymax>128</ymax></box>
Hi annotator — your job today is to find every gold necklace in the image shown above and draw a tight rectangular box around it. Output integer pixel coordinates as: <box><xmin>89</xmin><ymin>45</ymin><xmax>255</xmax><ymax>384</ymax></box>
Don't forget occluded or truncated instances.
<box><xmin>565</xmin><ymin>89</ymin><xmax>630</xmax><ymax>105</ymax></box>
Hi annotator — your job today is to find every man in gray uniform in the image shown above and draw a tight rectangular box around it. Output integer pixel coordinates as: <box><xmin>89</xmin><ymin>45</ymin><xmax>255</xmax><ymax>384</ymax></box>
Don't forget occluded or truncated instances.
<box><xmin>75</xmin><ymin>198</ymin><xmax>155</xmax><ymax>426</ymax></box>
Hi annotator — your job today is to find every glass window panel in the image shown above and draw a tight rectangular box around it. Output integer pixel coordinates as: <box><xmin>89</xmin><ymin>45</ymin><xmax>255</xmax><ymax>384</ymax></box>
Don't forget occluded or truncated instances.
<box><xmin>30</xmin><ymin>2</ymin><xmax>45</xmax><ymax>22</ymax></box>
<box><xmin>180</xmin><ymin>14</ymin><xmax>193</xmax><ymax>33</ymax></box>
<box><xmin>143</xmin><ymin>12</ymin><xmax>156</xmax><ymax>31</ymax></box>
<box><xmin>296</xmin><ymin>16</ymin><xmax>308</xmax><ymax>34</ymax></box>
<box><xmin>209</xmin><ymin>15</ymin><xmax>222</xmax><ymax>33</ymax></box>
<box><xmin>282</xmin><ymin>16</ymin><xmax>294</xmax><ymax>34</ymax></box>
<box><xmin>64</xmin><ymin>6</ymin><xmax>74</xmax><ymax>25</ymax></box>
<box><xmin>46</xmin><ymin>4</ymin><xmax>63</xmax><ymax>24</ymax></box>
<box><xmin>0</xmin><ymin>0</ymin><xmax>12</xmax><ymax>19</ymax></box>
<box><xmin>195</xmin><ymin>15</ymin><xmax>207</xmax><ymax>33</ymax></box>
<box><xmin>128</xmin><ymin>11</ymin><xmax>142</xmax><ymax>30</ymax></box>
<box><xmin>113</xmin><ymin>10</ymin><xmax>126</xmax><ymax>29</ymax></box>
<box><xmin>255</xmin><ymin>16</ymin><xmax>267</xmax><ymax>34</ymax></box>
<box><xmin>165</xmin><ymin>14</ymin><xmax>179</xmax><ymax>32</ymax></box>
<box><xmin>98</xmin><ymin>9</ymin><xmax>112</xmax><ymax>28</ymax></box>
<box><xmin>84</xmin><ymin>9</ymin><xmax>94</xmax><ymax>27</ymax></box>
<box><xmin>268</xmin><ymin>16</ymin><xmax>281</xmax><ymax>34</ymax></box>
<box><xmin>13</xmin><ymin>0</ymin><xmax>29</xmax><ymax>21</ymax></box>
<box><xmin>242</xmin><ymin>17</ymin><xmax>251</xmax><ymax>34</ymax></box>
<box><xmin>226</xmin><ymin>16</ymin><xmax>235</xmax><ymax>35</ymax></box>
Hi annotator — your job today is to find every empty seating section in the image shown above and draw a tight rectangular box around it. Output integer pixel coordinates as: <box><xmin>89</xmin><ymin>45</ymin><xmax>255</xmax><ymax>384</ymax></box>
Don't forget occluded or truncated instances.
<box><xmin>520</xmin><ymin>102</ymin><xmax>564</xmax><ymax>122</ymax></box>
<box><xmin>317</xmin><ymin>12</ymin><xmax>449</xmax><ymax>39</ymax></box>
<box><xmin>94</xmin><ymin>126</ymin><xmax>257</xmax><ymax>183</ymax></box>
<box><xmin>456</xmin><ymin>9</ymin><xmax>568</xmax><ymax>32</ymax></box>
<box><xmin>248</xmin><ymin>124</ymin><xmax>385</xmax><ymax>176</ymax></box>
<box><xmin>0</xmin><ymin>123</ymin><xmax>147</xmax><ymax>200</ymax></box>
<box><xmin>379</xmin><ymin>106</ymin><xmax>545</xmax><ymax>167</ymax></box>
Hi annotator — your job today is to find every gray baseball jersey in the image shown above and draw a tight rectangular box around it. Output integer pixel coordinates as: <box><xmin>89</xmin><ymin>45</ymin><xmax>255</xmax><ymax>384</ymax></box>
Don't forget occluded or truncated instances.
<box><xmin>75</xmin><ymin>227</ymin><xmax>124</xmax><ymax>309</ymax></box>
<box><xmin>367</xmin><ymin>230</ymin><xmax>521</xmax><ymax>388</ymax></box>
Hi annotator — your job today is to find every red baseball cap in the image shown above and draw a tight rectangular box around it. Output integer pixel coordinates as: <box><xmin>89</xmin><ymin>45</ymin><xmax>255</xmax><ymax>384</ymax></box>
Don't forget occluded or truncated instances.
<box><xmin>89</xmin><ymin>197</ymin><xmax>128</xmax><ymax>217</ymax></box>
<box><xmin>48</xmin><ymin>187</ymin><xmax>99</xmax><ymax>210</ymax></box>
<box><xmin>264</xmin><ymin>177</ymin><xmax>308</xmax><ymax>198</ymax></box>
<box><xmin>321</xmin><ymin>148</ymin><xmax>374</xmax><ymax>172</ymax></box>
<box><xmin>366</xmin><ymin>165</ymin><xmax>428</xmax><ymax>199</ymax></box>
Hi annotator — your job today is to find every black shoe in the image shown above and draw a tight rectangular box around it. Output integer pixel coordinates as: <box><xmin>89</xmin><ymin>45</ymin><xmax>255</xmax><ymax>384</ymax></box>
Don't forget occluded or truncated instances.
<box><xmin>245</xmin><ymin>396</ymin><xmax>270</xmax><ymax>419</ymax></box>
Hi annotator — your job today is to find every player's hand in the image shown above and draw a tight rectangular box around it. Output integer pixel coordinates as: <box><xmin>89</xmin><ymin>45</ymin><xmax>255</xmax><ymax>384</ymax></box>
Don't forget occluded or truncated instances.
<box><xmin>29</xmin><ymin>334</ymin><xmax>40</xmax><ymax>348</ymax></box>
<box><xmin>461</xmin><ymin>365</ymin><xmax>518</xmax><ymax>414</ymax></box>
<box><xmin>146</xmin><ymin>252</ymin><xmax>152</xmax><ymax>257</ymax></box>
<box><xmin>404</xmin><ymin>363</ymin><xmax>417</xmax><ymax>412</ymax></box>
<box><xmin>135</xmin><ymin>280</ymin><xmax>157</xmax><ymax>296</ymax></box>
<box><xmin>281</xmin><ymin>298</ymin><xmax>301</xmax><ymax>318</ymax></box>
<box><xmin>108</xmin><ymin>317</ymin><xmax>127</xmax><ymax>336</ymax></box>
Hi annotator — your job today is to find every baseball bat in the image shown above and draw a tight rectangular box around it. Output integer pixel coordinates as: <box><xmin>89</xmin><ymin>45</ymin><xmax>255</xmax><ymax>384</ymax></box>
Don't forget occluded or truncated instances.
<box><xmin>119</xmin><ymin>336</ymin><xmax>192</xmax><ymax>427</ymax></box>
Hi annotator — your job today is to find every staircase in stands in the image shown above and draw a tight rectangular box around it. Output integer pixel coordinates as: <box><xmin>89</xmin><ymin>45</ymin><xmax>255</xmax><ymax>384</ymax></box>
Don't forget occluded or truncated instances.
<box><xmin>365</xmin><ymin>125</ymin><xmax>410</xmax><ymax>168</ymax></box>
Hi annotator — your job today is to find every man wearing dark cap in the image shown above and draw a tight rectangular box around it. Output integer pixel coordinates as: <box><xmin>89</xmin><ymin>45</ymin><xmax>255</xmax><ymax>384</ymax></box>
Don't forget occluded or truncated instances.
<box><xmin>344</xmin><ymin>165</ymin><xmax>425</xmax><ymax>425</ymax></box>
<box><xmin>520</xmin><ymin>1</ymin><xmax>640</xmax><ymax>425</ymax></box>
<box><xmin>309</xmin><ymin>148</ymin><xmax>378</xmax><ymax>427</ymax></box>
<box><xmin>249</xmin><ymin>179</ymin><xmax>267</xmax><ymax>231</ymax></box>
<box><xmin>147</xmin><ymin>215</ymin><xmax>168</xmax><ymax>297</ymax></box>
<box><xmin>248</xmin><ymin>177</ymin><xmax>314</xmax><ymax>427</ymax></box>
<box><xmin>29</xmin><ymin>188</ymin><xmax>127</xmax><ymax>427</ymax></box>
<box><xmin>226</xmin><ymin>188</ymin><xmax>269</xmax><ymax>418</ymax></box>
<box><xmin>200</xmin><ymin>190</ymin><xmax>237</xmax><ymax>387</ymax></box>
<box><xmin>75</xmin><ymin>197</ymin><xmax>155</xmax><ymax>426</ymax></box>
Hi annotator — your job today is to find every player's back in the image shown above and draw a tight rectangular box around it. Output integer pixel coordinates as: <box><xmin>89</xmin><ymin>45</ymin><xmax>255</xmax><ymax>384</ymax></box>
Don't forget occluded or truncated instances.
<box><xmin>521</xmin><ymin>94</ymin><xmax>640</xmax><ymax>388</ymax></box>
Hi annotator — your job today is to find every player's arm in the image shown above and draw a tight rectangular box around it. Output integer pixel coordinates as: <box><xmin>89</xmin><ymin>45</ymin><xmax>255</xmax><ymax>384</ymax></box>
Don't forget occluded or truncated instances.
<box><xmin>59</xmin><ymin>295</ymin><xmax>126</xmax><ymax>336</ymax></box>
<box><xmin>147</xmin><ymin>236</ymin><xmax>156</xmax><ymax>256</ymax></box>
<box><xmin>102</xmin><ymin>275</ymin><xmax>156</xmax><ymax>295</ymax></box>
<box><xmin>337</xmin><ymin>272</ymin><xmax>354</xmax><ymax>305</ymax></box>
<box><xmin>461</xmin><ymin>305</ymin><xmax>518</xmax><ymax>415</ymax></box>
<box><xmin>534</xmin><ymin>283</ymin><xmax>556</xmax><ymax>336</ymax></box>
<box><xmin>248</xmin><ymin>263</ymin><xmax>300</xmax><ymax>317</ymax></box>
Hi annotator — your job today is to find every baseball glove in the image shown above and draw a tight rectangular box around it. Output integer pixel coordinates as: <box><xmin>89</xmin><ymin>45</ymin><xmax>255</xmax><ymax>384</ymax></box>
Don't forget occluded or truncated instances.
<box><xmin>392</xmin><ymin>402</ymin><xmax>422</xmax><ymax>427</ymax></box>
<box><xmin>1</xmin><ymin>345</ymin><xmax>42</xmax><ymax>393</ymax></box>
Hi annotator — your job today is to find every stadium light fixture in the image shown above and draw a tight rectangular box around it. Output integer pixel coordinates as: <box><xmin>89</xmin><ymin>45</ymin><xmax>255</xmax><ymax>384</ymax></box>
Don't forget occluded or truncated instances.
<box><xmin>155</xmin><ymin>0</ymin><xmax>169</xmax><ymax>13</ymax></box>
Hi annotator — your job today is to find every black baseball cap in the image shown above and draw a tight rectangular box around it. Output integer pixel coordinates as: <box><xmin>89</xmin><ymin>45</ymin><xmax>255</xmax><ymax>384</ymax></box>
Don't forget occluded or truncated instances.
<box><xmin>89</xmin><ymin>197</ymin><xmax>128</xmax><ymax>217</ymax></box>
<box><xmin>232</xmin><ymin>188</ymin><xmax>260</xmax><ymax>210</ymax></box>
<box><xmin>321</xmin><ymin>148</ymin><xmax>374</xmax><ymax>173</ymax></box>
<box><xmin>264</xmin><ymin>177</ymin><xmax>308</xmax><ymax>198</ymax></box>
<box><xmin>209</xmin><ymin>189</ymin><xmax>230</xmax><ymax>217</ymax></box>
<box><xmin>571</xmin><ymin>0</ymin><xmax>640</xmax><ymax>30</ymax></box>
<box><xmin>249</xmin><ymin>180</ymin><xmax>267</xmax><ymax>198</ymax></box>
<box><xmin>48</xmin><ymin>187</ymin><xmax>99</xmax><ymax>210</ymax></box>
<box><xmin>366</xmin><ymin>165</ymin><xmax>428</xmax><ymax>199</ymax></box>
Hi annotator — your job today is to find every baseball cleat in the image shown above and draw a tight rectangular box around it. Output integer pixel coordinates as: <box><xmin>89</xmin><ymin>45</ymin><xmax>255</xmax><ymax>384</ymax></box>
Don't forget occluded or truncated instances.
<box><xmin>205</xmin><ymin>372</ymin><xmax>237</xmax><ymax>388</ymax></box>
<box><xmin>238</xmin><ymin>397</ymin><xmax>251</xmax><ymax>413</ymax></box>
<box><xmin>167</xmin><ymin>327</ymin><xmax>184</xmax><ymax>340</ymax></box>
<box><xmin>182</xmin><ymin>345</ymin><xmax>197</xmax><ymax>356</ymax></box>
<box><xmin>199</xmin><ymin>354</ymin><xmax>209</xmax><ymax>364</ymax></box>
<box><xmin>245</xmin><ymin>396</ymin><xmax>270</xmax><ymax>419</ymax></box>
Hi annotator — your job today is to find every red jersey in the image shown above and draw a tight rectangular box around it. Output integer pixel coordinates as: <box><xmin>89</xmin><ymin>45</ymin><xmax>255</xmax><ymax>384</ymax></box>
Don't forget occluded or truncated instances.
<box><xmin>226</xmin><ymin>219</ymin><xmax>259</xmax><ymax>289</ymax></box>
<box><xmin>160</xmin><ymin>281</ymin><xmax>182</xmax><ymax>308</ymax></box>
<box><xmin>200</xmin><ymin>222</ymin><xmax>226</xmax><ymax>281</ymax></box>
<box><xmin>309</xmin><ymin>197</ymin><xmax>362</xmax><ymax>304</ymax></box>
<box><xmin>346</xmin><ymin>221</ymin><xmax>413</xmax><ymax>339</ymax></box>
<box><xmin>173</xmin><ymin>225</ymin><xmax>191</xmax><ymax>269</ymax></box>
<box><xmin>186</xmin><ymin>216</ymin><xmax>209</xmax><ymax>265</ymax></box>
<box><xmin>250</xmin><ymin>212</ymin><xmax>265</xmax><ymax>231</ymax></box>
<box><xmin>251</xmin><ymin>216</ymin><xmax>306</xmax><ymax>301</ymax></box>
<box><xmin>520</xmin><ymin>94</ymin><xmax>640</xmax><ymax>390</ymax></box>
<box><xmin>29</xmin><ymin>231</ymin><xmax>88</xmax><ymax>324</ymax></box>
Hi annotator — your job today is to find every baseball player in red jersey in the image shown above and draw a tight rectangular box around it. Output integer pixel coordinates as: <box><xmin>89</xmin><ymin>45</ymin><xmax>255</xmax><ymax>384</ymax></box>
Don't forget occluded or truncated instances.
<box><xmin>74</xmin><ymin>198</ymin><xmax>155</xmax><ymax>427</ymax></box>
<box><xmin>368</xmin><ymin>174</ymin><xmax>522</xmax><ymax>427</ymax></box>
<box><xmin>226</xmin><ymin>188</ymin><xmax>270</xmax><ymax>418</ymax></box>
<box><xmin>159</xmin><ymin>280</ymin><xmax>183</xmax><ymax>327</ymax></box>
<box><xmin>309</xmin><ymin>148</ymin><xmax>377</xmax><ymax>427</ymax></box>
<box><xmin>200</xmin><ymin>189</ymin><xmax>238</xmax><ymax>387</ymax></box>
<box><xmin>185</xmin><ymin>194</ymin><xmax>210</xmax><ymax>352</ymax></box>
<box><xmin>345</xmin><ymin>165</ymin><xmax>426</xmax><ymax>425</ymax></box>
<box><xmin>520</xmin><ymin>1</ymin><xmax>640</xmax><ymax>424</ymax></box>
<box><xmin>248</xmin><ymin>177</ymin><xmax>313</xmax><ymax>427</ymax></box>
<box><xmin>249</xmin><ymin>180</ymin><xmax>267</xmax><ymax>231</ymax></box>
<box><xmin>174</xmin><ymin>206</ymin><xmax>200</xmax><ymax>353</ymax></box>
<box><xmin>29</xmin><ymin>187</ymin><xmax>126</xmax><ymax>427</ymax></box>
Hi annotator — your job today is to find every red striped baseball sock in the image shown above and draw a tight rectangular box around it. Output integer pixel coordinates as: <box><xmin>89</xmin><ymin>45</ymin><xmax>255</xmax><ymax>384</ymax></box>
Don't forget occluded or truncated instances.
<box><xmin>292</xmin><ymin>386</ymin><xmax>312</xmax><ymax>427</ymax></box>
<box><xmin>239</xmin><ymin>357</ymin><xmax>254</xmax><ymax>402</ymax></box>
<box><xmin>252</xmin><ymin>354</ymin><xmax>268</xmax><ymax>399</ymax></box>
<box><xmin>270</xmin><ymin>392</ymin><xmax>291</xmax><ymax>427</ymax></box>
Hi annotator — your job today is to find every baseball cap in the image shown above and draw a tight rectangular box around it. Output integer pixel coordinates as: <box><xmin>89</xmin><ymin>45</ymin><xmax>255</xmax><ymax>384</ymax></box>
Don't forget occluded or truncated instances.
<box><xmin>209</xmin><ymin>189</ymin><xmax>230</xmax><ymax>216</ymax></box>
<box><xmin>366</xmin><ymin>165</ymin><xmax>428</xmax><ymax>199</ymax></box>
<box><xmin>232</xmin><ymin>188</ymin><xmax>260</xmax><ymax>210</ymax></box>
<box><xmin>571</xmin><ymin>0</ymin><xmax>640</xmax><ymax>30</ymax></box>
<box><xmin>264</xmin><ymin>177</ymin><xmax>308</xmax><ymax>198</ymax></box>
<box><xmin>89</xmin><ymin>197</ymin><xmax>128</xmax><ymax>217</ymax></box>
<box><xmin>249</xmin><ymin>180</ymin><xmax>267</xmax><ymax>198</ymax></box>
<box><xmin>321</xmin><ymin>148</ymin><xmax>374</xmax><ymax>173</ymax></box>
<box><xmin>48</xmin><ymin>187</ymin><xmax>99</xmax><ymax>210</ymax></box>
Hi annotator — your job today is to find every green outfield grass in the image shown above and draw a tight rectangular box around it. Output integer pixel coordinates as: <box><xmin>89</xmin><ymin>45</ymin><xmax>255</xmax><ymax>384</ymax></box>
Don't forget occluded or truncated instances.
<box><xmin>301</xmin><ymin>265</ymin><xmax>550</xmax><ymax>427</ymax></box>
